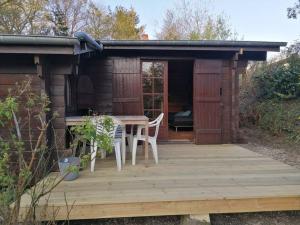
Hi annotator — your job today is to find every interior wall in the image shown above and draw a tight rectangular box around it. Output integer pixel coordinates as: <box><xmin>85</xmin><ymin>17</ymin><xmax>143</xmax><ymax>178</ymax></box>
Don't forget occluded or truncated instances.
<box><xmin>168</xmin><ymin>60</ymin><xmax>194</xmax><ymax>140</ymax></box>
<box><xmin>168</xmin><ymin>60</ymin><xmax>193</xmax><ymax>113</ymax></box>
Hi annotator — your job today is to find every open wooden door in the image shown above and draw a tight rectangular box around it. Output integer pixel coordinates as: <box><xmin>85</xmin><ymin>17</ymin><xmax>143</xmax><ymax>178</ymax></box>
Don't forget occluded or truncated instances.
<box><xmin>141</xmin><ymin>61</ymin><xmax>168</xmax><ymax>139</ymax></box>
<box><xmin>112</xmin><ymin>58</ymin><xmax>142</xmax><ymax>115</ymax></box>
<box><xmin>193</xmin><ymin>59</ymin><xmax>222</xmax><ymax>144</ymax></box>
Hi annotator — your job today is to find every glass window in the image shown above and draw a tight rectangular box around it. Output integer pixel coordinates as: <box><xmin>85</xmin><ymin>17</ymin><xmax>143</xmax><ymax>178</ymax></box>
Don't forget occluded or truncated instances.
<box><xmin>142</xmin><ymin>61</ymin><xmax>165</xmax><ymax>121</ymax></box>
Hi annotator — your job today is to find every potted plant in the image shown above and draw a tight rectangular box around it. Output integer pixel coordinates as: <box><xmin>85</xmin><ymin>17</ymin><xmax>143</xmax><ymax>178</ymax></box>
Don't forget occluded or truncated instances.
<box><xmin>58</xmin><ymin>157</ymin><xmax>80</xmax><ymax>181</ymax></box>
<box><xmin>59</xmin><ymin>116</ymin><xmax>114</xmax><ymax>181</ymax></box>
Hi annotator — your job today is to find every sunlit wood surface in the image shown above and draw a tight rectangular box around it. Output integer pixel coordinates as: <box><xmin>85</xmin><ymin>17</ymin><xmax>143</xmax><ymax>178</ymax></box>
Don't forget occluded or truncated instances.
<box><xmin>19</xmin><ymin>144</ymin><xmax>300</xmax><ymax>221</ymax></box>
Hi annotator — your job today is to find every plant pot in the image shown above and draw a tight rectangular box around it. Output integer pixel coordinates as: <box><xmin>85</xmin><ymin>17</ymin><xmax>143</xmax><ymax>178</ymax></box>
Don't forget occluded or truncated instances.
<box><xmin>58</xmin><ymin>157</ymin><xmax>80</xmax><ymax>181</ymax></box>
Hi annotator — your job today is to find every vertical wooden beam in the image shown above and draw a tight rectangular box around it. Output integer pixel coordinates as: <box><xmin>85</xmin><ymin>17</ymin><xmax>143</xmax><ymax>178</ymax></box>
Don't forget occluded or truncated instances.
<box><xmin>231</xmin><ymin>53</ymin><xmax>239</xmax><ymax>143</ymax></box>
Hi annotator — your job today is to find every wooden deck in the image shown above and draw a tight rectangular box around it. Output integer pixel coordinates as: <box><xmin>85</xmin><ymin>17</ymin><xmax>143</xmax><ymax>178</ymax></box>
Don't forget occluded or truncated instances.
<box><xmin>19</xmin><ymin>144</ymin><xmax>300</xmax><ymax>221</ymax></box>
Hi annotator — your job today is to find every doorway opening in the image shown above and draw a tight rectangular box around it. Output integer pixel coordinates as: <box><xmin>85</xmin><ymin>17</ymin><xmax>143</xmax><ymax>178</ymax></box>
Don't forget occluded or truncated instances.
<box><xmin>168</xmin><ymin>60</ymin><xmax>194</xmax><ymax>141</ymax></box>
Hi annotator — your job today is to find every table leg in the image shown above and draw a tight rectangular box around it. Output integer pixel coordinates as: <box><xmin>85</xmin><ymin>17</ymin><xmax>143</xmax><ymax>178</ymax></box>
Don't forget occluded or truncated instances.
<box><xmin>144</xmin><ymin>122</ymin><xmax>149</xmax><ymax>163</ymax></box>
<box><xmin>121</xmin><ymin>125</ymin><xmax>126</xmax><ymax>165</ymax></box>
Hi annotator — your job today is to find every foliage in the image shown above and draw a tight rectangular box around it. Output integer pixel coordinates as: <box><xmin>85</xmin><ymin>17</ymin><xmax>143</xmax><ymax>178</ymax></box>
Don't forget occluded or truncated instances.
<box><xmin>253</xmin><ymin>56</ymin><xmax>300</xmax><ymax>100</ymax></box>
<box><xmin>287</xmin><ymin>0</ymin><xmax>300</xmax><ymax>19</ymax></box>
<box><xmin>45</xmin><ymin>0</ymin><xmax>88</xmax><ymax>36</ymax></box>
<box><xmin>70</xmin><ymin>116</ymin><xmax>115</xmax><ymax>156</ymax></box>
<box><xmin>0</xmin><ymin>77</ymin><xmax>67</xmax><ymax>224</ymax></box>
<box><xmin>0</xmin><ymin>0</ymin><xmax>145</xmax><ymax>39</ymax></box>
<box><xmin>0</xmin><ymin>0</ymin><xmax>47</xmax><ymax>34</ymax></box>
<box><xmin>84</xmin><ymin>2</ymin><xmax>113</xmax><ymax>40</ymax></box>
<box><xmin>240</xmin><ymin>52</ymin><xmax>300</xmax><ymax>144</ymax></box>
<box><xmin>111</xmin><ymin>6</ymin><xmax>144</xmax><ymax>40</ymax></box>
<box><xmin>254</xmin><ymin>99</ymin><xmax>300</xmax><ymax>143</ymax></box>
<box><xmin>156</xmin><ymin>0</ymin><xmax>237</xmax><ymax>40</ymax></box>
<box><xmin>84</xmin><ymin>4</ymin><xmax>145</xmax><ymax>40</ymax></box>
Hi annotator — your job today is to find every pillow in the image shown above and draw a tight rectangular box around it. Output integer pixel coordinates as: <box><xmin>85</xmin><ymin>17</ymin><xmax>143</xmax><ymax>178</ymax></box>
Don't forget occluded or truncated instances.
<box><xmin>175</xmin><ymin>111</ymin><xmax>185</xmax><ymax>117</ymax></box>
<box><xmin>181</xmin><ymin>110</ymin><xmax>191</xmax><ymax>117</ymax></box>
<box><xmin>175</xmin><ymin>110</ymin><xmax>191</xmax><ymax>117</ymax></box>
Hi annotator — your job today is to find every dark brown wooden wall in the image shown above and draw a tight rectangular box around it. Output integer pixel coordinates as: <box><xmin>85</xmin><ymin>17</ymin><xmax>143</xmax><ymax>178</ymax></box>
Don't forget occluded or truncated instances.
<box><xmin>221</xmin><ymin>60</ymin><xmax>233</xmax><ymax>143</ymax></box>
<box><xmin>79</xmin><ymin>57</ymin><xmax>113</xmax><ymax>114</ymax></box>
<box><xmin>112</xmin><ymin>57</ymin><xmax>142</xmax><ymax>115</ymax></box>
<box><xmin>0</xmin><ymin>55</ymin><xmax>42</xmax><ymax>170</ymax></box>
<box><xmin>0</xmin><ymin>54</ymin><xmax>75</xmax><ymax>170</ymax></box>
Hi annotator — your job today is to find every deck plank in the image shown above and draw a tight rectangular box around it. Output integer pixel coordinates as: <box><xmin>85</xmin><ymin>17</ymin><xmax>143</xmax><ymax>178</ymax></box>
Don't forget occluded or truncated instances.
<box><xmin>19</xmin><ymin>144</ymin><xmax>300</xmax><ymax>220</ymax></box>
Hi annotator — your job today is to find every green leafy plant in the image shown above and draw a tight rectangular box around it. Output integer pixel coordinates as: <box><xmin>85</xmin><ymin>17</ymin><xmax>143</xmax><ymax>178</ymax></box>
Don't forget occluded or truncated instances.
<box><xmin>66</xmin><ymin>164</ymin><xmax>79</xmax><ymax>174</ymax></box>
<box><xmin>70</xmin><ymin>116</ymin><xmax>115</xmax><ymax>166</ymax></box>
<box><xmin>253</xmin><ymin>55</ymin><xmax>300</xmax><ymax>100</ymax></box>
<box><xmin>253</xmin><ymin>99</ymin><xmax>300</xmax><ymax>143</ymax></box>
<box><xmin>0</xmin><ymin>77</ymin><xmax>67</xmax><ymax>224</ymax></box>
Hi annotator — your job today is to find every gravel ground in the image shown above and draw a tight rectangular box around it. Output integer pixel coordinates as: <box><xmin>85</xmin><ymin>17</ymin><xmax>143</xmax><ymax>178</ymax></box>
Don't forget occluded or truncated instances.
<box><xmin>64</xmin><ymin>127</ymin><xmax>300</xmax><ymax>225</ymax></box>
<box><xmin>239</xmin><ymin>127</ymin><xmax>300</xmax><ymax>169</ymax></box>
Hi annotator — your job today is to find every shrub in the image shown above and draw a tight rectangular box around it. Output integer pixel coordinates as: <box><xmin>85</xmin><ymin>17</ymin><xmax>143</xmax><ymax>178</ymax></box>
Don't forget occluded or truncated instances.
<box><xmin>0</xmin><ymin>78</ymin><xmax>68</xmax><ymax>224</ymax></box>
<box><xmin>240</xmin><ymin>54</ymin><xmax>300</xmax><ymax>144</ymax></box>
<box><xmin>253</xmin><ymin>99</ymin><xmax>300</xmax><ymax>143</ymax></box>
<box><xmin>253</xmin><ymin>55</ymin><xmax>300</xmax><ymax>100</ymax></box>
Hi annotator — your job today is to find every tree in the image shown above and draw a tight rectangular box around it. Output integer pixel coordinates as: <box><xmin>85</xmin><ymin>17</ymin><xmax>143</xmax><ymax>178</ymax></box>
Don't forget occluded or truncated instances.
<box><xmin>111</xmin><ymin>6</ymin><xmax>145</xmax><ymax>40</ymax></box>
<box><xmin>84</xmin><ymin>4</ymin><xmax>145</xmax><ymax>40</ymax></box>
<box><xmin>157</xmin><ymin>0</ymin><xmax>237</xmax><ymax>40</ymax></box>
<box><xmin>45</xmin><ymin>0</ymin><xmax>88</xmax><ymax>36</ymax></box>
<box><xmin>0</xmin><ymin>0</ymin><xmax>46</xmax><ymax>34</ymax></box>
<box><xmin>157</xmin><ymin>10</ymin><xmax>181</xmax><ymax>40</ymax></box>
<box><xmin>84</xmin><ymin>2</ymin><xmax>113</xmax><ymax>40</ymax></box>
<box><xmin>0</xmin><ymin>0</ymin><xmax>145</xmax><ymax>39</ymax></box>
<box><xmin>287</xmin><ymin>0</ymin><xmax>300</xmax><ymax>19</ymax></box>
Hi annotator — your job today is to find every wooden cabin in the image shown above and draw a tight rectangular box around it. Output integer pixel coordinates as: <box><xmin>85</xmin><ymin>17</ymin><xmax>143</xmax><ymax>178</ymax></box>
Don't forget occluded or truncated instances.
<box><xmin>0</xmin><ymin>35</ymin><xmax>286</xmax><ymax>159</ymax></box>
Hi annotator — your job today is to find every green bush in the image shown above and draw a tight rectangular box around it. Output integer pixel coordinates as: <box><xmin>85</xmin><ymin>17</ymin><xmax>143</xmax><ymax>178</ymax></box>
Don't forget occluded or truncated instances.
<box><xmin>254</xmin><ymin>99</ymin><xmax>300</xmax><ymax>143</ymax></box>
<box><xmin>253</xmin><ymin>56</ymin><xmax>300</xmax><ymax>100</ymax></box>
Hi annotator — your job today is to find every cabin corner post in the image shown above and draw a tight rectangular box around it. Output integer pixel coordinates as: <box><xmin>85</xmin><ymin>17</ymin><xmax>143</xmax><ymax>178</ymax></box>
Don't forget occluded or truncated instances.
<box><xmin>231</xmin><ymin>53</ymin><xmax>239</xmax><ymax>143</ymax></box>
<box><xmin>231</xmin><ymin>52</ymin><xmax>248</xmax><ymax>143</ymax></box>
<box><xmin>236</xmin><ymin>60</ymin><xmax>248</xmax><ymax>142</ymax></box>
<box><xmin>48</xmin><ymin>56</ymin><xmax>74</xmax><ymax>168</ymax></box>
<box><xmin>35</xmin><ymin>55</ymin><xmax>54</xmax><ymax>171</ymax></box>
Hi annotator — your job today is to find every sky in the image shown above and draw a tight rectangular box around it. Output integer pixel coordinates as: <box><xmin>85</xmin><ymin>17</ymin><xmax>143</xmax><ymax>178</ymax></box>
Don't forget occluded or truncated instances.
<box><xmin>98</xmin><ymin>0</ymin><xmax>300</xmax><ymax>58</ymax></box>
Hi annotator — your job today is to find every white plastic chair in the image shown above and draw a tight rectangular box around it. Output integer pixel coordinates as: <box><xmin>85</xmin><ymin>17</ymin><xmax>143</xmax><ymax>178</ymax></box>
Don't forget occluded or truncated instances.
<box><xmin>90</xmin><ymin>117</ymin><xmax>122</xmax><ymax>172</ymax></box>
<box><xmin>131</xmin><ymin>113</ymin><xmax>164</xmax><ymax>165</ymax></box>
<box><xmin>125</xmin><ymin>125</ymin><xmax>134</xmax><ymax>152</ymax></box>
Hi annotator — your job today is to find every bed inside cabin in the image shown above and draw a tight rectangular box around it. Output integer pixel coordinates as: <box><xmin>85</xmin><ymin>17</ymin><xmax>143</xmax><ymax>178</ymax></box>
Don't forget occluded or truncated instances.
<box><xmin>168</xmin><ymin>60</ymin><xmax>194</xmax><ymax>141</ymax></box>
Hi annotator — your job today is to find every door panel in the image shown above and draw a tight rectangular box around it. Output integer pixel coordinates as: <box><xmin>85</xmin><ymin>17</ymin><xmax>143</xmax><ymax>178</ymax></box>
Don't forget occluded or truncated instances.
<box><xmin>142</xmin><ymin>61</ymin><xmax>168</xmax><ymax>139</ymax></box>
<box><xmin>112</xmin><ymin>58</ymin><xmax>142</xmax><ymax>115</ymax></box>
<box><xmin>193</xmin><ymin>60</ymin><xmax>222</xmax><ymax>144</ymax></box>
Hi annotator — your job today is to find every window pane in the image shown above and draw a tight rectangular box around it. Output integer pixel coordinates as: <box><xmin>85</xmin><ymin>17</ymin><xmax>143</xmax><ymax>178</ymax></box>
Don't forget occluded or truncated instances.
<box><xmin>153</xmin><ymin>62</ymin><xmax>164</xmax><ymax>77</ymax></box>
<box><xmin>143</xmin><ymin>78</ymin><xmax>153</xmax><ymax>93</ymax></box>
<box><xmin>144</xmin><ymin>110</ymin><xmax>154</xmax><ymax>119</ymax></box>
<box><xmin>154</xmin><ymin>95</ymin><xmax>163</xmax><ymax>110</ymax></box>
<box><xmin>143</xmin><ymin>95</ymin><xmax>153</xmax><ymax>109</ymax></box>
<box><xmin>154</xmin><ymin>78</ymin><xmax>163</xmax><ymax>93</ymax></box>
<box><xmin>142</xmin><ymin>62</ymin><xmax>152</xmax><ymax>77</ymax></box>
<box><xmin>142</xmin><ymin>61</ymin><xmax>165</xmax><ymax>120</ymax></box>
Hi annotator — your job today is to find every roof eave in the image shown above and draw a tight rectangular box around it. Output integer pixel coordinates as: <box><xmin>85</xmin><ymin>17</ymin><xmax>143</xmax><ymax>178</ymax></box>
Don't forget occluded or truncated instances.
<box><xmin>103</xmin><ymin>45</ymin><xmax>282</xmax><ymax>52</ymax></box>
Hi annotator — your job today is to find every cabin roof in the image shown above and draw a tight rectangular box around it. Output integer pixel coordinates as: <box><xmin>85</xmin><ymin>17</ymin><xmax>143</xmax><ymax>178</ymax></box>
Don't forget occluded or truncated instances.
<box><xmin>0</xmin><ymin>34</ymin><xmax>79</xmax><ymax>55</ymax></box>
<box><xmin>0</xmin><ymin>34</ymin><xmax>287</xmax><ymax>56</ymax></box>
<box><xmin>100</xmin><ymin>40</ymin><xmax>286</xmax><ymax>48</ymax></box>
<box><xmin>99</xmin><ymin>40</ymin><xmax>287</xmax><ymax>52</ymax></box>
<box><xmin>0</xmin><ymin>34</ymin><xmax>78</xmax><ymax>46</ymax></box>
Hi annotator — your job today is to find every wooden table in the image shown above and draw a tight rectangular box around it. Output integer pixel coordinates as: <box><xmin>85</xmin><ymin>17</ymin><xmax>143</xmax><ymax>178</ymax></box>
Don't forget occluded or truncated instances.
<box><xmin>65</xmin><ymin>115</ymin><xmax>150</xmax><ymax>165</ymax></box>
